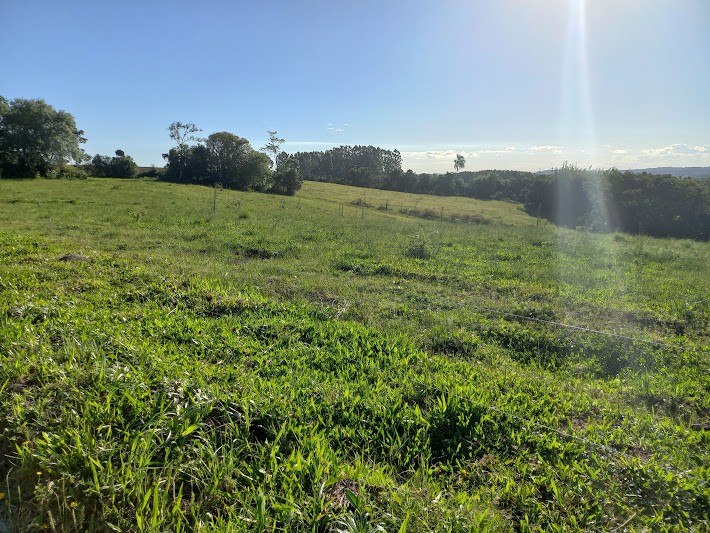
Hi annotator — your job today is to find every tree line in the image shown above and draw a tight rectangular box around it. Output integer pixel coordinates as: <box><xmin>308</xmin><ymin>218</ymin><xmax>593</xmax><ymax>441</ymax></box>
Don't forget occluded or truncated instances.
<box><xmin>284</xmin><ymin>145</ymin><xmax>404</xmax><ymax>189</ymax></box>
<box><xmin>159</xmin><ymin>125</ymin><xmax>302</xmax><ymax>195</ymax></box>
<box><xmin>1</xmin><ymin>96</ymin><xmax>707</xmax><ymax>239</ymax></box>
<box><xmin>0</xmin><ymin>97</ymin><xmax>303</xmax><ymax>195</ymax></box>
<box><xmin>288</xmin><ymin>146</ymin><xmax>709</xmax><ymax>240</ymax></box>
<box><xmin>526</xmin><ymin>164</ymin><xmax>710</xmax><ymax>240</ymax></box>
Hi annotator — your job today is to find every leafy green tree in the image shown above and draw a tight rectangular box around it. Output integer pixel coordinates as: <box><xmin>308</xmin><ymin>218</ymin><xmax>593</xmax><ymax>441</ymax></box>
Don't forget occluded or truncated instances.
<box><xmin>270</xmin><ymin>158</ymin><xmax>303</xmax><ymax>195</ymax></box>
<box><xmin>241</xmin><ymin>151</ymin><xmax>273</xmax><ymax>191</ymax></box>
<box><xmin>91</xmin><ymin>154</ymin><xmax>111</xmax><ymax>176</ymax></box>
<box><xmin>275</xmin><ymin>151</ymin><xmax>291</xmax><ymax>169</ymax></box>
<box><xmin>454</xmin><ymin>154</ymin><xmax>465</xmax><ymax>172</ymax></box>
<box><xmin>261</xmin><ymin>130</ymin><xmax>285</xmax><ymax>170</ymax></box>
<box><xmin>0</xmin><ymin>96</ymin><xmax>87</xmax><ymax>178</ymax></box>
<box><xmin>206</xmin><ymin>131</ymin><xmax>251</xmax><ymax>186</ymax></box>
<box><xmin>91</xmin><ymin>151</ymin><xmax>138</xmax><ymax>178</ymax></box>
<box><xmin>109</xmin><ymin>154</ymin><xmax>138</xmax><ymax>178</ymax></box>
<box><xmin>185</xmin><ymin>145</ymin><xmax>210</xmax><ymax>183</ymax></box>
<box><xmin>162</xmin><ymin>129</ymin><xmax>274</xmax><ymax>192</ymax></box>
<box><xmin>162</xmin><ymin>145</ymin><xmax>209</xmax><ymax>183</ymax></box>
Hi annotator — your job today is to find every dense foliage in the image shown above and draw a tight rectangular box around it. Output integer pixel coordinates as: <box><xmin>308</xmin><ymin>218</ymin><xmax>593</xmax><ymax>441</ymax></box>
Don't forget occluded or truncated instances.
<box><xmin>525</xmin><ymin>165</ymin><xmax>710</xmax><ymax>240</ymax></box>
<box><xmin>91</xmin><ymin>150</ymin><xmax>139</xmax><ymax>178</ymax></box>
<box><xmin>162</xmin><ymin>128</ymin><xmax>300</xmax><ymax>194</ymax></box>
<box><xmin>291</xmin><ymin>147</ymin><xmax>710</xmax><ymax>240</ymax></box>
<box><xmin>286</xmin><ymin>145</ymin><xmax>403</xmax><ymax>189</ymax></box>
<box><xmin>270</xmin><ymin>158</ymin><xmax>304</xmax><ymax>196</ymax></box>
<box><xmin>0</xmin><ymin>96</ymin><xmax>87</xmax><ymax>178</ymax></box>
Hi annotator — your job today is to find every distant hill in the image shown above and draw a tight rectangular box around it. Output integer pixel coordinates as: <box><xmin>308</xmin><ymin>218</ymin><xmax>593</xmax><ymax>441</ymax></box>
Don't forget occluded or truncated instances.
<box><xmin>628</xmin><ymin>167</ymin><xmax>710</xmax><ymax>179</ymax></box>
<box><xmin>537</xmin><ymin>167</ymin><xmax>710</xmax><ymax>179</ymax></box>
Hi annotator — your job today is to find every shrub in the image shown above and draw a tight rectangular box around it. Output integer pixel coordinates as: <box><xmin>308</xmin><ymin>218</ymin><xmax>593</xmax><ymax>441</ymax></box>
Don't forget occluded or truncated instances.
<box><xmin>404</xmin><ymin>234</ymin><xmax>435</xmax><ymax>260</ymax></box>
<box><xmin>57</xmin><ymin>166</ymin><xmax>88</xmax><ymax>180</ymax></box>
<box><xmin>270</xmin><ymin>159</ymin><xmax>303</xmax><ymax>196</ymax></box>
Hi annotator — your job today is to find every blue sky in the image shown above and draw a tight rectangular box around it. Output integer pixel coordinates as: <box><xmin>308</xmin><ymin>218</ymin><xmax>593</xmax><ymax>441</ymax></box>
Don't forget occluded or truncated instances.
<box><xmin>2</xmin><ymin>0</ymin><xmax>708</xmax><ymax>172</ymax></box>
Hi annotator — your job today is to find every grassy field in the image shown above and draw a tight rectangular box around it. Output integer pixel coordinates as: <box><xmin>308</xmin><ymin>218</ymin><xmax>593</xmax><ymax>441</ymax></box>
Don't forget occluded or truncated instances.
<box><xmin>0</xmin><ymin>177</ymin><xmax>708</xmax><ymax>531</ymax></box>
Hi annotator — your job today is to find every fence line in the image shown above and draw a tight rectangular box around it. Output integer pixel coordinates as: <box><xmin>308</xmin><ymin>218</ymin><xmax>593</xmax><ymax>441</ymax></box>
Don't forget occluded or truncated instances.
<box><xmin>463</xmin><ymin>302</ymin><xmax>706</xmax><ymax>354</ymax></box>
<box><xmin>414</xmin><ymin>379</ymin><xmax>709</xmax><ymax>488</ymax></box>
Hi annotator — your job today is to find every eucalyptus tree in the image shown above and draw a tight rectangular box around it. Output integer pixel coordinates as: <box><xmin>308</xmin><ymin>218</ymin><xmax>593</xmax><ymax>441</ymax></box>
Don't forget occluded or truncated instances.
<box><xmin>166</xmin><ymin>121</ymin><xmax>201</xmax><ymax>182</ymax></box>
<box><xmin>261</xmin><ymin>130</ymin><xmax>285</xmax><ymax>170</ymax></box>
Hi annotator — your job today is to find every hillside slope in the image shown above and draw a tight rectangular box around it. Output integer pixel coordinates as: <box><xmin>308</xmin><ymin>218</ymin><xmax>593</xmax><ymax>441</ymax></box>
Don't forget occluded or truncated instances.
<box><xmin>1</xmin><ymin>178</ymin><xmax>708</xmax><ymax>531</ymax></box>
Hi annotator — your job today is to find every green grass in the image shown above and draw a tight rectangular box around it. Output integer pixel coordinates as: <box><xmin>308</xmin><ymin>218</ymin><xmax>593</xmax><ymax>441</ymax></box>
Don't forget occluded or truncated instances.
<box><xmin>0</xmin><ymin>177</ymin><xmax>708</xmax><ymax>531</ymax></box>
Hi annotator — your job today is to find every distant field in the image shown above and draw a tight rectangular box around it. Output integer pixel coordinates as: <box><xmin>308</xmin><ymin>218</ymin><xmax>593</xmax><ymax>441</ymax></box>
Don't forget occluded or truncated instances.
<box><xmin>1</xmin><ymin>177</ymin><xmax>708</xmax><ymax>531</ymax></box>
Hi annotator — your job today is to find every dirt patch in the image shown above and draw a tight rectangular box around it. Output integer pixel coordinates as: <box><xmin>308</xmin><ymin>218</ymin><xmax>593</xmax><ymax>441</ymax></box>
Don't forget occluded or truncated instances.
<box><xmin>325</xmin><ymin>479</ymin><xmax>359</xmax><ymax>510</ymax></box>
<box><xmin>58</xmin><ymin>253</ymin><xmax>88</xmax><ymax>262</ymax></box>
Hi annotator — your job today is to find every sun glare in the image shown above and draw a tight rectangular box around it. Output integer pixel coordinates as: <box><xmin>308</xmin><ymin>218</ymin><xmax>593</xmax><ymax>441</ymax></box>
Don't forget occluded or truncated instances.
<box><xmin>560</xmin><ymin>0</ymin><xmax>595</xmax><ymax>155</ymax></box>
<box><xmin>556</xmin><ymin>0</ymin><xmax>619</xmax><ymax>291</ymax></box>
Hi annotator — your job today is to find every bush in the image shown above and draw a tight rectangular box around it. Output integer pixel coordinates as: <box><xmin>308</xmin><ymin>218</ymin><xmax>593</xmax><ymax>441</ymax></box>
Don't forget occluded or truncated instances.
<box><xmin>91</xmin><ymin>152</ymin><xmax>138</xmax><ymax>178</ymax></box>
<box><xmin>404</xmin><ymin>234</ymin><xmax>435</xmax><ymax>260</ymax></box>
<box><xmin>56</xmin><ymin>166</ymin><xmax>88</xmax><ymax>180</ymax></box>
<box><xmin>270</xmin><ymin>159</ymin><xmax>303</xmax><ymax>196</ymax></box>
<box><xmin>137</xmin><ymin>165</ymin><xmax>163</xmax><ymax>178</ymax></box>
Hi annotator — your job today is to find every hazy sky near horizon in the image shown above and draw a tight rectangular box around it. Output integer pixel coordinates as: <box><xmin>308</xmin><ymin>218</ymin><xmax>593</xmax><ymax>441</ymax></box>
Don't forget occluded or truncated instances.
<box><xmin>2</xmin><ymin>0</ymin><xmax>708</xmax><ymax>173</ymax></box>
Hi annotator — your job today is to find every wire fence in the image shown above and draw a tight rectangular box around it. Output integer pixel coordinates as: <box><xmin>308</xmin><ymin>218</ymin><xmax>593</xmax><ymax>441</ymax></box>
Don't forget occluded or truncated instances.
<box><xmin>413</xmin><ymin>379</ymin><xmax>710</xmax><ymax>489</ymax></box>
<box><xmin>463</xmin><ymin>302</ymin><xmax>707</xmax><ymax>354</ymax></box>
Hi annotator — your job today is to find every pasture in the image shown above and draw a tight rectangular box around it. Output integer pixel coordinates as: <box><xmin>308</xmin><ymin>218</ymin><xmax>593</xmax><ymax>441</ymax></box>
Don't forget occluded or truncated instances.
<box><xmin>0</xmin><ymin>178</ymin><xmax>708</xmax><ymax>531</ymax></box>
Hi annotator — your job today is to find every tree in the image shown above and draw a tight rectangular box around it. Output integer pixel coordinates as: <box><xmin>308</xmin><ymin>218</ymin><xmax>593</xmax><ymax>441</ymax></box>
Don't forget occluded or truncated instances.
<box><xmin>454</xmin><ymin>154</ymin><xmax>465</xmax><ymax>173</ymax></box>
<box><xmin>241</xmin><ymin>151</ymin><xmax>273</xmax><ymax>191</ymax></box>
<box><xmin>275</xmin><ymin>151</ymin><xmax>291</xmax><ymax>170</ymax></box>
<box><xmin>271</xmin><ymin>158</ymin><xmax>303</xmax><ymax>195</ymax></box>
<box><xmin>162</xmin><ymin>145</ymin><xmax>209</xmax><ymax>183</ymax></box>
<box><xmin>205</xmin><ymin>131</ymin><xmax>252</xmax><ymax>188</ymax></box>
<box><xmin>91</xmin><ymin>154</ymin><xmax>112</xmax><ymax>176</ymax></box>
<box><xmin>0</xmin><ymin>97</ymin><xmax>87</xmax><ymax>178</ymax></box>
<box><xmin>91</xmin><ymin>151</ymin><xmax>138</xmax><ymax>178</ymax></box>
<box><xmin>161</xmin><ymin>128</ymin><xmax>276</xmax><ymax>193</ymax></box>
<box><xmin>261</xmin><ymin>130</ymin><xmax>285</xmax><ymax>170</ymax></box>
<box><xmin>288</xmin><ymin>145</ymin><xmax>402</xmax><ymax>185</ymax></box>
<box><xmin>167</xmin><ymin>121</ymin><xmax>201</xmax><ymax>182</ymax></box>
<box><xmin>109</xmin><ymin>153</ymin><xmax>138</xmax><ymax>178</ymax></box>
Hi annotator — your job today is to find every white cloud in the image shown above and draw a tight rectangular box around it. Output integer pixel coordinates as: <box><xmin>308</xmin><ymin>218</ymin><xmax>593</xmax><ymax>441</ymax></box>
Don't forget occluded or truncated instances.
<box><xmin>399</xmin><ymin>150</ymin><xmax>479</xmax><ymax>160</ymax></box>
<box><xmin>394</xmin><ymin>141</ymin><xmax>710</xmax><ymax>173</ymax></box>
<box><xmin>642</xmin><ymin>143</ymin><xmax>710</xmax><ymax>156</ymax></box>
<box><xmin>425</xmin><ymin>150</ymin><xmax>457</xmax><ymax>160</ymax></box>
<box><xmin>530</xmin><ymin>145</ymin><xmax>563</xmax><ymax>155</ymax></box>
<box><xmin>335</xmin><ymin>128</ymin><xmax>344</xmax><ymax>132</ymax></box>
<box><xmin>531</xmin><ymin>145</ymin><xmax>562</xmax><ymax>152</ymax></box>
<box><xmin>478</xmin><ymin>146</ymin><xmax>518</xmax><ymax>154</ymax></box>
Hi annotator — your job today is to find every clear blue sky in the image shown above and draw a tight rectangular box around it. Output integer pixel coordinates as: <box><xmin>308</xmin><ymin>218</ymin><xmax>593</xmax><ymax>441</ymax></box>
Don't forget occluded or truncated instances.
<box><xmin>2</xmin><ymin>0</ymin><xmax>708</xmax><ymax>172</ymax></box>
